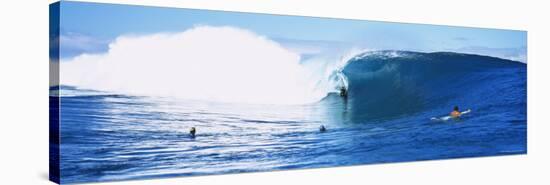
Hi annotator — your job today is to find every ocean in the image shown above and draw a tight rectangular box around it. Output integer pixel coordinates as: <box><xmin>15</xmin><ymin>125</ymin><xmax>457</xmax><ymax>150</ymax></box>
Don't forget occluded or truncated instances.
<box><xmin>51</xmin><ymin>50</ymin><xmax>527</xmax><ymax>184</ymax></box>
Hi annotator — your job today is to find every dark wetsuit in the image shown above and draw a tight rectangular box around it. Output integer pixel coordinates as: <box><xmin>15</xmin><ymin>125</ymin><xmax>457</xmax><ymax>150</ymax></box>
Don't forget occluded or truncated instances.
<box><xmin>340</xmin><ymin>87</ymin><xmax>348</xmax><ymax>98</ymax></box>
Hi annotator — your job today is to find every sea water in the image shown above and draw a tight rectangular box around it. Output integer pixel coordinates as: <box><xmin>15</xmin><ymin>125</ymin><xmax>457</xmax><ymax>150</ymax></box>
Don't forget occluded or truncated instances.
<box><xmin>52</xmin><ymin>51</ymin><xmax>527</xmax><ymax>183</ymax></box>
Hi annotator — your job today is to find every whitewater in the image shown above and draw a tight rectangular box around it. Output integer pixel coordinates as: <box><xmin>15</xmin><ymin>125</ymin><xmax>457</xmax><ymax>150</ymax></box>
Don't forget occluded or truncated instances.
<box><xmin>58</xmin><ymin>26</ymin><xmax>354</xmax><ymax>105</ymax></box>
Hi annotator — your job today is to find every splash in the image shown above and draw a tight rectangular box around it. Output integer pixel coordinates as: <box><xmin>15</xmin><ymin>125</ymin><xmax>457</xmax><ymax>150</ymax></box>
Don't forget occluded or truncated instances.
<box><xmin>60</xmin><ymin>26</ymin><xmax>334</xmax><ymax>105</ymax></box>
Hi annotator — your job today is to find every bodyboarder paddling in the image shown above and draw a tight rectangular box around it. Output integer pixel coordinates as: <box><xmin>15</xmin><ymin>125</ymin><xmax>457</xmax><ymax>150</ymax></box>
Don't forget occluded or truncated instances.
<box><xmin>450</xmin><ymin>106</ymin><xmax>462</xmax><ymax>118</ymax></box>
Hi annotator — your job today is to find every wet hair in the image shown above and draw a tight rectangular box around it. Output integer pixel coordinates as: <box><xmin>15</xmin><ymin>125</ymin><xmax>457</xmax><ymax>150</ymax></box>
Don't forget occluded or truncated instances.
<box><xmin>454</xmin><ymin>106</ymin><xmax>459</xmax><ymax>111</ymax></box>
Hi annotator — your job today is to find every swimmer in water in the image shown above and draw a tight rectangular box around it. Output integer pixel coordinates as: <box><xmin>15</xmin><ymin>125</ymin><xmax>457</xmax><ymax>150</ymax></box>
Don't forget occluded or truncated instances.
<box><xmin>319</xmin><ymin>125</ymin><xmax>327</xmax><ymax>132</ymax></box>
<box><xmin>190</xmin><ymin>127</ymin><xmax>196</xmax><ymax>137</ymax></box>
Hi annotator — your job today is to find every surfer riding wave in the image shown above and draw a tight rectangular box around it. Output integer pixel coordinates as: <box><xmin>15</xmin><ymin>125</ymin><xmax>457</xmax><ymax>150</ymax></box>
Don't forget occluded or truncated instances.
<box><xmin>323</xmin><ymin>50</ymin><xmax>524</xmax><ymax>122</ymax></box>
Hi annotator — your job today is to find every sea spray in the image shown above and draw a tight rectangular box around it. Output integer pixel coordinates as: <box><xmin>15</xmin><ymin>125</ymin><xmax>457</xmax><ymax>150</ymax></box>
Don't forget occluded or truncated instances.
<box><xmin>60</xmin><ymin>26</ymin><xmax>329</xmax><ymax>105</ymax></box>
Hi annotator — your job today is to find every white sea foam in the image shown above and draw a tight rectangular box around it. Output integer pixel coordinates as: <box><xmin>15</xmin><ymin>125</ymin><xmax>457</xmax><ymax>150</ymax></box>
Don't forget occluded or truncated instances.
<box><xmin>60</xmin><ymin>26</ymin><xmax>345</xmax><ymax>105</ymax></box>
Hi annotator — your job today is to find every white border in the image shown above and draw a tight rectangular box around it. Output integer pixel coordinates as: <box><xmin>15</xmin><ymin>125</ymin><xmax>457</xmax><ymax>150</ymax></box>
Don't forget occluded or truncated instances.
<box><xmin>0</xmin><ymin>0</ymin><xmax>548</xmax><ymax>184</ymax></box>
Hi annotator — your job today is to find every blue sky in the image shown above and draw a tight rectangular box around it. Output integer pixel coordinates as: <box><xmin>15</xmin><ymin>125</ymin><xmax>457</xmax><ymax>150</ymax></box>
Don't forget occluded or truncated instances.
<box><xmin>57</xmin><ymin>1</ymin><xmax>527</xmax><ymax>62</ymax></box>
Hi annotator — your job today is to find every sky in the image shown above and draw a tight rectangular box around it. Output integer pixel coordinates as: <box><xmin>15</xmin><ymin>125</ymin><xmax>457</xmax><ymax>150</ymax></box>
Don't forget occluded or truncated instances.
<box><xmin>57</xmin><ymin>1</ymin><xmax>527</xmax><ymax>62</ymax></box>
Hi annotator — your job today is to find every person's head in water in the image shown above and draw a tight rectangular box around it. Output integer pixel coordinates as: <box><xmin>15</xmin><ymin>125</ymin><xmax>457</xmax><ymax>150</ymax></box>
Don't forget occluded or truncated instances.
<box><xmin>319</xmin><ymin>125</ymin><xmax>327</xmax><ymax>132</ymax></box>
<box><xmin>190</xmin><ymin>127</ymin><xmax>196</xmax><ymax>137</ymax></box>
<box><xmin>454</xmin><ymin>106</ymin><xmax>459</xmax><ymax>111</ymax></box>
